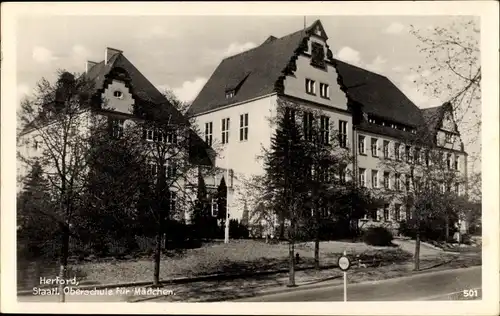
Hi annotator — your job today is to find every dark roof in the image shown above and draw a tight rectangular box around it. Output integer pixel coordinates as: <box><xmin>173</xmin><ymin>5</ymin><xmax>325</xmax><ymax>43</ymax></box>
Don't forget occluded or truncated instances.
<box><xmin>188</xmin><ymin>27</ymin><xmax>308</xmax><ymax>116</ymax></box>
<box><xmin>188</xmin><ymin>20</ymin><xmax>428</xmax><ymax>132</ymax></box>
<box><xmin>333</xmin><ymin>60</ymin><xmax>426</xmax><ymax>128</ymax></box>
<box><xmin>420</xmin><ymin>103</ymin><xmax>447</xmax><ymax>136</ymax></box>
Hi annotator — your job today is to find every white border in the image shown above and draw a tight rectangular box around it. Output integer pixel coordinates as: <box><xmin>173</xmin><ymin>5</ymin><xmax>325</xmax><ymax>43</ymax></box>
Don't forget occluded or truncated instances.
<box><xmin>2</xmin><ymin>1</ymin><xmax>499</xmax><ymax>315</ymax></box>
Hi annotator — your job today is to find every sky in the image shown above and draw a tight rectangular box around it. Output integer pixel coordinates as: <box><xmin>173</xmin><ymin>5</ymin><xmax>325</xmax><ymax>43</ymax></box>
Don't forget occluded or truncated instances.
<box><xmin>15</xmin><ymin>14</ymin><xmax>481</xmax><ymax>171</ymax></box>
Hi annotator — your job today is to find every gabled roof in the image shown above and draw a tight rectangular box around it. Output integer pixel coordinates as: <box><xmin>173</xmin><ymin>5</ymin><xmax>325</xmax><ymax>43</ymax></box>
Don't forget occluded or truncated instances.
<box><xmin>187</xmin><ymin>20</ymin><xmax>427</xmax><ymax>130</ymax></box>
<box><xmin>420</xmin><ymin>103</ymin><xmax>449</xmax><ymax>136</ymax></box>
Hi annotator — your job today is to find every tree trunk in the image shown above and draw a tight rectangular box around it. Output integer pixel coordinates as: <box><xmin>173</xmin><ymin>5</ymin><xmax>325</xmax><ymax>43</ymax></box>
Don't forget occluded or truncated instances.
<box><xmin>445</xmin><ymin>215</ymin><xmax>450</xmax><ymax>242</ymax></box>
<box><xmin>414</xmin><ymin>231</ymin><xmax>420</xmax><ymax>271</ymax></box>
<box><xmin>287</xmin><ymin>240</ymin><xmax>296</xmax><ymax>287</ymax></box>
<box><xmin>314</xmin><ymin>208</ymin><xmax>320</xmax><ymax>270</ymax></box>
<box><xmin>153</xmin><ymin>213</ymin><xmax>163</xmax><ymax>286</ymax></box>
<box><xmin>279</xmin><ymin>217</ymin><xmax>285</xmax><ymax>240</ymax></box>
<box><xmin>58</xmin><ymin>224</ymin><xmax>70</xmax><ymax>302</ymax></box>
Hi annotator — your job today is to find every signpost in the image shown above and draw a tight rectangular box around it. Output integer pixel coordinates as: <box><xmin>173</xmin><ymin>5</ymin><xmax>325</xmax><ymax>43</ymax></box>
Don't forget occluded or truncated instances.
<box><xmin>337</xmin><ymin>250</ymin><xmax>351</xmax><ymax>302</ymax></box>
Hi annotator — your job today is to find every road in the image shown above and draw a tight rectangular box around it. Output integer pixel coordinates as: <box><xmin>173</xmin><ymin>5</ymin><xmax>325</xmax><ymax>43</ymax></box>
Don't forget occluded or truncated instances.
<box><xmin>235</xmin><ymin>266</ymin><xmax>482</xmax><ymax>302</ymax></box>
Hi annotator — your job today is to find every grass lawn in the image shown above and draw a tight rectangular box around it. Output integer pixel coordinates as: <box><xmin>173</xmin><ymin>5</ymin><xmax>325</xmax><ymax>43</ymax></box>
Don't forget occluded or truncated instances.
<box><xmin>18</xmin><ymin>239</ymin><xmax>410</xmax><ymax>290</ymax></box>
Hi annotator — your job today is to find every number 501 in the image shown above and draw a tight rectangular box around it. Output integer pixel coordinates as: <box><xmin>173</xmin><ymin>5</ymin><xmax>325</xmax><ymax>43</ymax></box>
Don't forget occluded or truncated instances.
<box><xmin>463</xmin><ymin>289</ymin><xmax>478</xmax><ymax>297</ymax></box>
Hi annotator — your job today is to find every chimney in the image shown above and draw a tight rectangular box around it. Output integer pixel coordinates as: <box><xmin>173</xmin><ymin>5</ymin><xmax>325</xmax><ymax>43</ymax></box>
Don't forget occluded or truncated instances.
<box><xmin>86</xmin><ymin>61</ymin><xmax>98</xmax><ymax>73</ymax></box>
<box><xmin>105</xmin><ymin>47</ymin><xmax>123</xmax><ymax>65</ymax></box>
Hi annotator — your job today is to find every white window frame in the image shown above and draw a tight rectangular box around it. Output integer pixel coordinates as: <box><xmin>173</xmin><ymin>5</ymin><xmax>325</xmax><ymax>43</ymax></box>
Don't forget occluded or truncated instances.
<box><xmin>320</xmin><ymin>82</ymin><xmax>330</xmax><ymax>99</ymax></box>
<box><xmin>358</xmin><ymin>135</ymin><xmax>366</xmax><ymax>155</ymax></box>
<box><xmin>169</xmin><ymin>190</ymin><xmax>177</xmax><ymax>212</ymax></box>
<box><xmin>305</xmin><ymin>78</ymin><xmax>316</xmax><ymax>95</ymax></box>
<box><xmin>371</xmin><ymin>138</ymin><xmax>378</xmax><ymax>157</ymax></box>
<box><xmin>395</xmin><ymin>173</ymin><xmax>401</xmax><ymax>191</ymax></box>
<box><xmin>395</xmin><ymin>143</ymin><xmax>401</xmax><ymax>160</ymax></box>
<box><xmin>205</xmin><ymin>122</ymin><xmax>213</xmax><ymax>146</ymax></box>
<box><xmin>383</xmin><ymin>171</ymin><xmax>390</xmax><ymax>189</ymax></box>
<box><xmin>383</xmin><ymin>140</ymin><xmax>389</xmax><ymax>158</ymax></box>
<box><xmin>320</xmin><ymin>115</ymin><xmax>330</xmax><ymax>145</ymax></box>
<box><xmin>339</xmin><ymin>120</ymin><xmax>348</xmax><ymax>148</ymax></box>
<box><xmin>394</xmin><ymin>204</ymin><xmax>402</xmax><ymax>222</ymax></box>
<box><xmin>239</xmin><ymin>113</ymin><xmax>249</xmax><ymax>141</ymax></box>
<box><xmin>372</xmin><ymin>170</ymin><xmax>379</xmax><ymax>188</ymax></box>
<box><xmin>359</xmin><ymin>168</ymin><xmax>366</xmax><ymax>187</ymax></box>
<box><xmin>221</xmin><ymin>117</ymin><xmax>230</xmax><ymax>144</ymax></box>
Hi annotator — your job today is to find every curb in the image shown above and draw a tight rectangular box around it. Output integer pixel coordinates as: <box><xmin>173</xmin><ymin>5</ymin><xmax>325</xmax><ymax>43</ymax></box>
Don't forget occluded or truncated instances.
<box><xmin>17</xmin><ymin>263</ymin><xmax>339</xmax><ymax>296</ymax></box>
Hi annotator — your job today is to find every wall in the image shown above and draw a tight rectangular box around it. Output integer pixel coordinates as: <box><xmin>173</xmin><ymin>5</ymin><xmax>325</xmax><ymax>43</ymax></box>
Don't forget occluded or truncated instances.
<box><xmin>101</xmin><ymin>79</ymin><xmax>135</xmax><ymax>114</ymax></box>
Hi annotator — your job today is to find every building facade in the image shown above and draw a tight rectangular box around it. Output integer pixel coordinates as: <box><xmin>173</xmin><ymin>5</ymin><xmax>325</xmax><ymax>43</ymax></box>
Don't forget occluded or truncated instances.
<box><xmin>188</xmin><ymin>20</ymin><xmax>468</xmax><ymax>233</ymax></box>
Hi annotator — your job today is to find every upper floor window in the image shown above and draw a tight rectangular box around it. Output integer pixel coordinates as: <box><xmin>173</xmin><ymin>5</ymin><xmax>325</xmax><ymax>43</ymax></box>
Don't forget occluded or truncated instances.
<box><xmin>305</xmin><ymin>79</ymin><xmax>316</xmax><ymax>95</ymax></box>
<box><xmin>415</xmin><ymin>148</ymin><xmax>421</xmax><ymax>164</ymax></box>
<box><xmin>395</xmin><ymin>173</ymin><xmax>401</xmax><ymax>191</ymax></box>
<box><xmin>394</xmin><ymin>204</ymin><xmax>402</xmax><ymax>222</ymax></box>
<box><xmin>371</xmin><ymin>138</ymin><xmax>378</xmax><ymax>157</ymax></box>
<box><xmin>168</xmin><ymin>190</ymin><xmax>177</xmax><ymax>212</ymax></box>
<box><xmin>371</xmin><ymin>170</ymin><xmax>379</xmax><ymax>188</ymax></box>
<box><xmin>338</xmin><ymin>120</ymin><xmax>348</xmax><ymax>148</ymax></box>
<box><xmin>359</xmin><ymin>168</ymin><xmax>366</xmax><ymax>187</ymax></box>
<box><xmin>303</xmin><ymin>112</ymin><xmax>315</xmax><ymax>142</ymax></box>
<box><xmin>339</xmin><ymin>166</ymin><xmax>347</xmax><ymax>184</ymax></box>
<box><xmin>320</xmin><ymin>83</ymin><xmax>330</xmax><ymax>99</ymax></box>
<box><xmin>383</xmin><ymin>171</ymin><xmax>390</xmax><ymax>189</ymax></box>
<box><xmin>405</xmin><ymin>174</ymin><xmax>411</xmax><ymax>191</ymax></box>
<box><xmin>383</xmin><ymin>204</ymin><xmax>390</xmax><ymax>221</ymax></box>
<box><xmin>395</xmin><ymin>143</ymin><xmax>401</xmax><ymax>161</ymax></box>
<box><xmin>445</xmin><ymin>132</ymin><xmax>453</xmax><ymax>144</ymax></box>
<box><xmin>358</xmin><ymin>135</ymin><xmax>366</xmax><ymax>155</ymax></box>
<box><xmin>110</xmin><ymin>118</ymin><xmax>124</xmax><ymax>138</ymax></box>
<box><xmin>113</xmin><ymin>90</ymin><xmax>123</xmax><ymax>99</ymax></box>
<box><xmin>454</xmin><ymin>155</ymin><xmax>459</xmax><ymax>170</ymax></box>
<box><xmin>205</xmin><ymin>122</ymin><xmax>213</xmax><ymax>146</ymax></box>
<box><xmin>221</xmin><ymin>118</ymin><xmax>230</xmax><ymax>144</ymax></box>
<box><xmin>319</xmin><ymin>115</ymin><xmax>330</xmax><ymax>145</ymax></box>
<box><xmin>239</xmin><ymin>113</ymin><xmax>249</xmax><ymax>141</ymax></box>
<box><xmin>383</xmin><ymin>140</ymin><xmax>389</xmax><ymax>159</ymax></box>
<box><xmin>405</xmin><ymin>145</ymin><xmax>412</xmax><ymax>163</ymax></box>
<box><xmin>446</xmin><ymin>153</ymin><xmax>452</xmax><ymax>169</ymax></box>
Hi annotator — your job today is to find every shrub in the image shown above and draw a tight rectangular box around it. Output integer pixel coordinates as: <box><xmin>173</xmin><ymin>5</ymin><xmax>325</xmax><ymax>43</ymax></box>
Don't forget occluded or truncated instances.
<box><xmin>363</xmin><ymin>227</ymin><xmax>393</xmax><ymax>246</ymax></box>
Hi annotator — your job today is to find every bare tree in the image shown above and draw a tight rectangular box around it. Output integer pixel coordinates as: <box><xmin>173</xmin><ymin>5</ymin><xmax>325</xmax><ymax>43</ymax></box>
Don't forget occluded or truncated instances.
<box><xmin>17</xmin><ymin>70</ymin><xmax>101</xmax><ymax>302</ymax></box>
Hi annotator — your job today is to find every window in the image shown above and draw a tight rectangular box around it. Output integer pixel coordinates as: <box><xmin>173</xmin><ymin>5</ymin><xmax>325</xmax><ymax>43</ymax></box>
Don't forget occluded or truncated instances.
<box><xmin>148</xmin><ymin>162</ymin><xmax>158</xmax><ymax>177</ymax></box>
<box><xmin>310</xmin><ymin>42</ymin><xmax>326</xmax><ymax>68</ymax></box>
<box><xmin>371</xmin><ymin>138</ymin><xmax>378</xmax><ymax>157</ymax></box>
<box><xmin>113</xmin><ymin>90</ymin><xmax>123</xmax><ymax>99</ymax></box>
<box><xmin>146</xmin><ymin>129</ymin><xmax>154</xmax><ymax>141</ymax></box>
<box><xmin>395</xmin><ymin>173</ymin><xmax>401</xmax><ymax>191</ymax></box>
<box><xmin>221</xmin><ymin>118</ymin><xmax>230</xmax><ymax>144</ymax></box>
<box><xmin>383</xmin><ymin>205</ymin><xmax>390</xmax><ymax>221</ymax></box>
<box><xmin>239</xmin><ymin>113</ymin><xmax>249</xmax><ymax>141</ymax></box>
<box><xmin>303</xmin><ymin>112</ymin><xmax>315</xmax><ymax>141</ymax></box>
<box><xmin>110</xmin><ymin>118</ymin><xmax>124</xmax><ymax>138</ymax></box>
<box><xmin>358</xmin><ymin>135</ymin><xmax>366</xmax><ymax>155</ymax></box>
<box><xmin>405</xmin><ymin>146</ymin><xmax>412</xmax><ymax>162</ymax></box>
<box><xmin>405</xmin><ymin>174</ymin><xmax>410</xmax><ymax>191</ymax></box>
<box><xmin>305</xmin><ymin>79</ymin><xmax>316</xmax><ymax>95</ymax></box>
<box><xmin>415</xmin><ymin>148</ymin><xmax>421</xmax><ymax>164</ymax></box>
<box><xmin>370</xmin><ymin>209</ymin><xmax>378</xmax><ymax>221</ymax></box>
<box><xmin>359</xmin><ymin>168</ymin><xmax>366</xmax><ymax>187</ymax></box>
<box><xmin>394</xmin><ymin>204</ymin><xmax>402</xmax><ymax>222</ymax></box>
<box><xmin>211</xmin><ymin>198</ymin><xmax>219</xmax><ymax>217</ymax></box>
<box><xmin>225</xmin><ymin>90</ymin><xmax>235</xmax><ymax>99</ymax></box>
<box><xmin>165</xmin><ymin>129</ymin><xmax>178</xmax><ymax>144</ymax></box>
<box><xmin>204</xmin><ymin>122</ymin><xmax>213</xmax><ymax>146</ymax></box>
<box><xmin>454</xmin><ymin>183</ymin><xmax>460</xmax><ymax>195</ymax></box>
<box><xmin>395</xmin><ymin>143</ymin><xmax>401</xmax><ymax>160</ymax></box>
<box><xmin>166</xmin><ymin>160</ymin><xmax>177</xmax><ymax>179</ymax></box>
<box><xmin>441</xmin><ymin>182</ymin><xmax>446</xmax><ymax>193</ymax></box>
<box><xmin>454</xmin><ymin>156</ymin><xmax>459</xmax><ymax>170</ymax></box>
<box><xmin>445</xmin><ymin>132</ymin><xmax>452</xmax><ymax>144</ymax></box>
<box><xmin>285</xmin><ymin>107</ymin><xmax>296</xmax><ymax>122</ymax></box>
<box><xmin>383</xmin><ymin>141</ymin><xmax>389</xmax><ymax>159</ymax></box>
<box><xmin>320</xmin><ymin>83</ymin><xmax>330</xmax><ymax>99</ymax></box>
<box><xmin>319</xmin><ymin>115</ymin><xmax>329</xmax><ymax>145</ymax></box>
<box><xmin>414</xmin><ymin>176</ymin><xmax>422</xmax><ymax>192</ymax></box>
<box><xmin>425</xmin><ymin>150</ymin><xmax>430</xmax><ymax>166</ymax></box>
<box><xmin>446</xmin><ymin>154</ymin><xmax>452</xmax><ymax>169</ymax></box>
<box><xmin>338</xmin><ymin>120</ymin><xmax>348</xmax><ymax>148</ymax></box>
<box><xmin>168</xmin><ymin>191</ymin><xmax>176</xmax><ymax>212</ymax></box>
<box><xmin>383</xmin><ymin>172</ymin><xmax>390</xmax><ymax>189</ymax></box>
<box><xmin>371</xmin><ymin>170</ymin><xmax>379</xmax><ymax>188</ymax></box>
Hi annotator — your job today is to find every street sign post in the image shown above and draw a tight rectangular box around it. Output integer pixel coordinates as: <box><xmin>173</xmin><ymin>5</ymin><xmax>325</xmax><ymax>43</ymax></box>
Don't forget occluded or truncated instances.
<box><xmin>338</xmin><ymin>250</ymin><xmax>351</xmax><ymax>302</ymax></box>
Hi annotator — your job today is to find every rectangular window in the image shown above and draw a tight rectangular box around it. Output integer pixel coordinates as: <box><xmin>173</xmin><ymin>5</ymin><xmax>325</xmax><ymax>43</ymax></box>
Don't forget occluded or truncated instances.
<box><xmin>338</xmin><ymin>120</ymin><xmax>348</xmax><ymax>148</ymax></box>
<box><xmin>445</xmin><ymin>132</ymin><xmax>452</xmax><ymax>144</ymax></box>
<box><xmin>395</xmin><ymin>143</ymin><xmax>401</xmax><ymax>160</ymax></box>
<box><xmin>165</xmin><ymin>129</ymin><xmax>178</xmax><ymax>144</ymax></box>
<box><xmin>405</xmin><ymin>146</ymin><xmax>412</xmax><ymax>163</ymax></box>
<box><xmin>303</xmin><ymin>112</ymin><xmax>315</xmax><ymax>141</ymax></box>
<box><xmin>166</xmin><ymin>160</ymin><xmax>177</xmax><ymax>179</ymax></box>
<box><xmin>405</xmin><ymin>174</ymin><xmax>410</xmax><ymax>191</ymax></box>
<box><xmin>415</xmin><ymin>148</ymin><xmax>421</xmax><ymax>164</ymax></box>
<box><xmin>221</xmin><ymin>117</ymin><xmax>230</xmax><ymax>144</ymax></box>
<box><xmin>225</xmin><ymin>90</ymin><xmax>235</xmax><ymax>99</ymax></box>
<box><xmin>414</xmin><ymin>176</ymin><xmax>422</xmax><ymax>192</ymax></box>
<box><xmin>320</xmin><ymin>83</ymin><xmax>330</xmax><ymax>99</ymax></box>
<box><xmin>371</xmin><ymin>138</ymin><xmax>378</xmax><ymax>157</ymax></box>
<box><xmin>446</xmin><ymin>154</ymin><xmax>452</xmax><ymax>169</ymax></box>
<box><xmin>168</xmin><ymin>191</ymin><xmax>176</xmax><ymax>212</ymax></box>
<box><xmin>148</xmin><ymin>162</ymin><xmax>158</xmax><ymax>177</ymax></box>
<box><xmin>239</xmin><ymin>114</ymin><xmax>248</xmax><ymax>141</ymax></box>
<box><xmin>395</xmin><ymin>173</ymin><xmax>401</xmax><ymax>191</ymax></box>
<box><xmin>285</xmin><ymin>107</ymin><xmax>296</xmax><ymax>122</ymax></box>
<box><xmin>394</xmin><ymin>204</ymin><xmax>402</xmax><ymax>222</ymax></box>
<box><xmin>358</xmin><ymin>135</ymin><xmax>366</xmax><ymax>155</ymax></box>
<box><xmin>205</xmin><ymin>122</ymin><xmax>213</xmax><ymax>146</ymax></box>
<box><xmin>383</xmin><ymin>140</ymin><xmax>389</xmax><ymax>159</ymax></box>
<box><xmin>359</xmin><ymin>168</ymin><xmax>366</xmax><ymax>187</ymax></box>
<box><xmin>371</xmin><ymin>170</ymin><xmax>379</xmax><ymax>188</ymax></box>
<box><xmin>320</xmin><ymin>115</ymin><xmax>330</xmax><ymax>145</ymax></box>
<box><xmin>454</xmin><ymin>156</ymin><xmax>459</xmax><ymax>170</ymax></box>
<box><xmin>383</xmin><ymin>172</ymin><xmax>390</xmax><ymax>189</ymax></box>
<box><xmin>305</xmin><ymin>78</ymin><xmax>316</xmax><ymax>95</ymax></box>
<box><xmin>110</xmin><ymin>118</ymin><xmax>124</xmax><ymax>138</ymax></box>
<box><xmin>146</xmin><ymin>129</ymin><xmax>154</xmax><ymax>141</ymax></box>
<box><xmin>383</xmin><ymin>205</ymin><xmax>390</xmax><ymax>221</ymax></box>
<box><xmin>425</xmin><ymin>150</ymin><xmax>430</xmax><ymax>166</ymax></box>
<box><xmin>211</xmin><ymin>198</ymin><xmax>219</xmax><ymax>217</ymax></box>
<box><xmin>339</xmin><ymin>166</ymin><xmax>347</xmax><ymax>184</ymax></box>
<box><xmin>454</xmin><ymin>183</ymin><xmax>460</xmax><ymax>195</ymax></box>
<box><xmin>371</xmin><ymin>209</ymin><xmax>378</xmax><ymax>221</ymax></box>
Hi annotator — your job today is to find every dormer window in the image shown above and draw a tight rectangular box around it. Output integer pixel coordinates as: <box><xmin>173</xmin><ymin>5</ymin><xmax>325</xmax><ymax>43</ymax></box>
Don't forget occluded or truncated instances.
<box><xmin>305</xmin><ymin>79</ymin><xmax>316</xmax><ymax>95</ymax></box>
<box><xmin>225</xmin><ymin>90</ymin><xmax>235</xmax><ymax>99</ymax></box>
<box><xmin>113</xmin><ymin>90</ymin><xmax>123</xmax><ymax>99</ymax></box>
